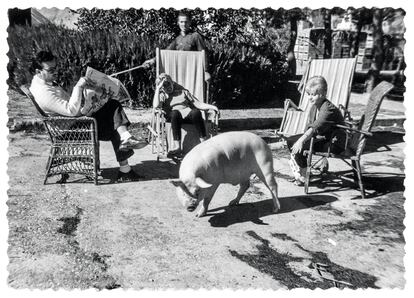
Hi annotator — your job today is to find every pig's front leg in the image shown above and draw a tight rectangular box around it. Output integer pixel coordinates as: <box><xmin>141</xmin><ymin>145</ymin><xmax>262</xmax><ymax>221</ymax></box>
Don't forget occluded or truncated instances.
<box><xmin>196</xmin><ymin>184</ymin><xmax>219</xmax><ymax>217</ymax></box>
<box><xmin>229</xmin><ymin>180</ymin><xmax>250</xmax><ymax>206</ymax></box>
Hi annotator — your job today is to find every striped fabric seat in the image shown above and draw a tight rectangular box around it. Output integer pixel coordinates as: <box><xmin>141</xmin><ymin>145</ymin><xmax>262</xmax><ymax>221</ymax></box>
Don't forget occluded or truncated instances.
<box><xmin>149</xmin><ymin>48</ymin><xmax>219</xmax><ymax>160</ymax></box>
<box><xmin>278</xmin><ymin>58</ymin><xmax>357</xmax><ymax>137</ymax></box>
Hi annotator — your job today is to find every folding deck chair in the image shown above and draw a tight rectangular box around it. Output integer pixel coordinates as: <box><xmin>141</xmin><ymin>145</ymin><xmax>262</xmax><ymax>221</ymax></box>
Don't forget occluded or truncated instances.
<box><xmin>148</xmin><ymin>48</ymin><xmax>219</xmax><ymax>160</ymax></box>
<box><xmin>277</xmin><ymin>58</ymin><xmax>357</xmax><ymax>137</ymax></box>
<box><xmin>303</xmin><ymin>81</ymin><xmax>394</xmax><ymax>198</ymax></box>
<box><xmin>19</xmin><ymin>85</ymin><xmax>100</xmax><ymax>185</ymax></box>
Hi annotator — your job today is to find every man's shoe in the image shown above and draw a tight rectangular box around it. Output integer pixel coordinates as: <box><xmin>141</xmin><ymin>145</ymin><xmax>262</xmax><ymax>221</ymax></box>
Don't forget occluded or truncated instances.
<box><xmin>116</xmin><ymin>170</ymin><xmax>144</xmax><ymax>182</ymax></box>
<box><xmin>119</xmin><ymin>136</ymin><xmax>147</xmax><ymax>151</ymax></box>
<box><xmin>167</xmin><ymin>149</ymin><xmax>183</xmax><ymax>159</ymax></box>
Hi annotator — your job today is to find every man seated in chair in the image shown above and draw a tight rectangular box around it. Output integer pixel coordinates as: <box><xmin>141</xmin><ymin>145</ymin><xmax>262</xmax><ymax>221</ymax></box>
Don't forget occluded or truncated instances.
<box><xmin>29</xmin><ymin>50</ymin><xmax>145</xmax><ymax>182</ymax></box>
<box><xmin>287</xmin><ymin>76</ymin><xmax>347</xmax><ymax>185</ymax></box>
<box><xmin>153</xmin><ymin>73</ymin><xmax>218</xmax><ymax>158</ymax></box>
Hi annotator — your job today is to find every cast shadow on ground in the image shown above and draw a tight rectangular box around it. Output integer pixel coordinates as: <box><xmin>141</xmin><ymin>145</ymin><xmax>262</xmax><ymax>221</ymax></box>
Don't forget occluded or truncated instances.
<box><xmin>306</xmin><ymin>171</ymin><xmax>405</xmax><ymax>199</ymax></box>
<box><xmin>98</xmin><ymin>160</ymin><xmax>179</xmax><ymax>184</ymax></box>
<box><xmin>230</xmin><ymin>230</ymin><xmax>379</xmax><ymax>289</ymax></box>
<box><xmin>206</xmin><ymin>195</ymin><xmax>337</xmax><ymax>227</ymax></box>
<box><xmin>362</xmin><ymin>130</ymin><xmax>404</xmax><ymax>153</ymax></box>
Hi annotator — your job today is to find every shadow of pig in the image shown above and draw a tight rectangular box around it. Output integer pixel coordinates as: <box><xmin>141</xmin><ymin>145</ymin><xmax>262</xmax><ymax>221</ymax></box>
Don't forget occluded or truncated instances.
<box><xmin>207</xmin><ymin>195</ymin><xmax>337</xmax><ymax>227</ymax></box>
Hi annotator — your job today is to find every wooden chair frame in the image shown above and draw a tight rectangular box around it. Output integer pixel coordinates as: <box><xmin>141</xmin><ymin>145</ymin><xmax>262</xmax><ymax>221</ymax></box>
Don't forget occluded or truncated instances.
<box><xmin>303</xmin><ymin>81</ymin><xmax>394</xmax><ymax>198</ymax></box>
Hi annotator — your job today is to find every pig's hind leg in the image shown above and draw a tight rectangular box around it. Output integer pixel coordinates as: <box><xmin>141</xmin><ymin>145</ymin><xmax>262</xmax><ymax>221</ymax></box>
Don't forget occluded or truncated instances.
<box><xmin>229</xmin><ymin>180</ymin><xmax>250</xmax><ymax>206</ymax></box>
<box><xmin>256</xmin><ymin>164</ymin><xmax>280</xmax><ymax>213</ymax></box>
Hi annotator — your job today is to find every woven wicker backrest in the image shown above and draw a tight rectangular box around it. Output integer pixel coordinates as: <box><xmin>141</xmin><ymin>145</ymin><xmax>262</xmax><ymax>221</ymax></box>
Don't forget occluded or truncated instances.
<box><xmin>349</xmin><ymin>81</ymin><xmax>394</xmax><ymax>156</ymax></box>
<box><xmin>19</xmin><ymin>85</ymin><xmax>48</xmax><ymax>117</ymax></box>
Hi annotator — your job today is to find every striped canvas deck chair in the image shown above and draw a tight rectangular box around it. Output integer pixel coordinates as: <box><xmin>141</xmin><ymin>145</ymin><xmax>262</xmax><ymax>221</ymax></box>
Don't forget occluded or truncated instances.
<box><xmin>277</xmin><ymin>58</ymin><xmax>357</xmax><ymax>137</ymax></box>
<box><xmin>148</xmin><ymin>48</ymin><xmax>219</xmax><ymax>160</ymax></box>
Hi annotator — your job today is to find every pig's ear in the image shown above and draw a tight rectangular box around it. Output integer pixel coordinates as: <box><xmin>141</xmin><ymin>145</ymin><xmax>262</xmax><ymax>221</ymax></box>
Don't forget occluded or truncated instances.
<box><xmin>195</xmin><ymin>177</ymin><xmax>212</xmax><ymax>188</ymax></box>
<box><xmin>170</xmin><ymin>179</ymin><xmax>184</xmax><ymax>188</ymax></box>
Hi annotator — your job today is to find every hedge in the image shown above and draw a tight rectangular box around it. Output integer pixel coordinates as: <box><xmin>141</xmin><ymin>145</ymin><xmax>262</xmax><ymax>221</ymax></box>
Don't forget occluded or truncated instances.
<box><xmin>7</xmin><ymin>22</ymin><xmax>290</xmax><ymax>108</ymax></box>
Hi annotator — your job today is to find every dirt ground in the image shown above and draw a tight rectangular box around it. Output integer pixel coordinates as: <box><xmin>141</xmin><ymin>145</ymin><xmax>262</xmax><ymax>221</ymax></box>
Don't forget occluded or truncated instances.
<box><xmin>6</xmin><ymin>126</ymin><xmax>406</xmax><ymax>290</ymax></box>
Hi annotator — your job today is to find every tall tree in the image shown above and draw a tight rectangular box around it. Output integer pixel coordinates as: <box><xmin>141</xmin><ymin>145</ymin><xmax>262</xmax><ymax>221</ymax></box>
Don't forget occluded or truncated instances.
<box><xmin>321</xmin><ymin>8</ymin><xmax>332</xmax><ymax>58</ymax></box>
<box><xmin>286</xmin><ymin>8</ymin><xmax>304</xmax><ymax>53</ymax></box>
<box><xmin>366</xmin><ymin>8</ymin><xmax>384</xmax><ymax>91</ymax></box>
<box><xmin>349</xmin><ymin>8</ymin><xmax>372</xmax><ymax>58</ymax></box>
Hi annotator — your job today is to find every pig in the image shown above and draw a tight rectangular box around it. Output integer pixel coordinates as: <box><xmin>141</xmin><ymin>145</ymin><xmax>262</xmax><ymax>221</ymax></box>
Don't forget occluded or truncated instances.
<box><xmin>172</xmin><ymin>131</ymin><xmax>280</xmax><ymax>217</ymax></box>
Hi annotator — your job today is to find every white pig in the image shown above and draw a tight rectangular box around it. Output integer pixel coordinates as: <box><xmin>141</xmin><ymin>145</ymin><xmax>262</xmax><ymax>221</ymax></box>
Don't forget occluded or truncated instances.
<box><xmin>173</xmin><ymin>131</ymin><xmax>280</xmax><ymax>217</ymax></box>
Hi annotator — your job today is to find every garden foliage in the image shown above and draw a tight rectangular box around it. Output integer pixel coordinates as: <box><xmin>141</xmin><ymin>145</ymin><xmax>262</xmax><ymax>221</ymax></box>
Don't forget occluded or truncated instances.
<box><xmin>8</xmin><ymin>8</ymin><xmax>291</xmax><ymax>108</ymax></box>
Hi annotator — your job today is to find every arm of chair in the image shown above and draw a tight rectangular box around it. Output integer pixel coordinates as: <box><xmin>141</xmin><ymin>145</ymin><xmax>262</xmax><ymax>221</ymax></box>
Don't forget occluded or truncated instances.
<box><xmin>338</xmin><ymin>104</ymin><xmax>353</xmax><ymax>122</ymax></box>
<box><xmin>152</xmin><ymin>107</ymin><xmax>165</xmax><ymax>116</ymax></box>
<box><xmin>206</xmin><ymin>108</ymin><xmax>219</xmax><ymax>126</ymax></box>
<box><xmin>44</xmin><ymin>115</ymin><xmax>97</xmax><ymax>125</ymax></box>
<box><xmin>335</xmin><ymin>124</ymin><xmax>373</xmax><ymax>137</ymax></box>
<box><xmin>147</xmin><ymin>108</ymin><xmax>166</xmax><ymax>138</ymax></box>
<box><xmin>284</xmin><ymin>98</ymin><xmax>301</xmax><ymax>111</ymax></box>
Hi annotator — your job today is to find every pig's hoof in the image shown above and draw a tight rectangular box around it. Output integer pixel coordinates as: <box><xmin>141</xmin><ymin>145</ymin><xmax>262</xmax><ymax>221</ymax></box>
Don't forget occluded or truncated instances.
<box><xmin>229</xmin><ymin>199</ymin><xmax>240</xmax><ymax>206</ymax></box>
<box><xmin>196</xmin><ymin>211</ymin><xmax>206</xmax><ymax>218</ymax></box>
<box><xmin>272</xmin><ymin>206</ymin><xmax>280</xmax><ymax>213</ymax></box>
<box><xmin>195</xmin><ymin>206</ymin><xmax>206</xmax><ymax>217</ymax></box>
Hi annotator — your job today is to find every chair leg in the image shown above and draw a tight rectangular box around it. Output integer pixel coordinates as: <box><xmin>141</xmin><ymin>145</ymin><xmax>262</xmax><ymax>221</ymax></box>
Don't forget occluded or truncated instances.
<box><xmin>93</xmin><ymin>161</ymin><xmax>98</xmax><ymax>185</ymax></box>
<box><xmin>304</xmin><ymin>137</ymin><xmax>316</xmax><ymax>194</ymax></box>
<box><xmin>57</xmin><ymin>173</ymin><xmax>69</xmax><ymax>184</ymax></box>
<box><xmin>94</xmin><ymin>144</ymin><xmax>99</xmax><ymax>185</ymax></box>
<box><xmin>304</xmin><ymin>166</ymin><xmax>311</xmax><ymax>194</ymax></box>
<box><xmin>43</xmin><ymin>174</ymin><xmax>49</xmax><ymax>185</ymax></box>
<box><xmin>43</xmin><ymin>147</ymin><xmax>55</xmax><ymax>185</ymax></box>
<box><xmin>304</xmin><ymin>152</ymin><xmax>313</xmax><ymax>194</ymax></box>
<box><xmin>351</xmin><ymin>160</ymin><xmax>358</xmax><ymax>183</ymax></box>
<box><xmin>354</xmin><ymin>160</ymin><xmax>365</xmax><ymax>199</ymax></box>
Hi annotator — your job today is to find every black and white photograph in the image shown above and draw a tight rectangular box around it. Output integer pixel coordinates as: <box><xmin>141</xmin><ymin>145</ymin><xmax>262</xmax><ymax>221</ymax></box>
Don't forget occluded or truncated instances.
<box><xmin>1</xmin><ymin>0</ymin><xmax>412</xmax><ymax>296</ymax></box>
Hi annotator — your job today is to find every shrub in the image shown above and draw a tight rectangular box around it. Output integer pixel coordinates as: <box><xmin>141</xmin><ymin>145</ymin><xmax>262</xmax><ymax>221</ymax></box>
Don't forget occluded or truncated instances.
<box><xmin>209</xmin><ymin>36</ymin><xmax>289</xmax><ymax>107</ymax></box>
<box><xmin>7</xmin><ymin>24</ymin><xmax>166</xmax><ymax>108</ymax></box>
<box><xmin>7</xmin><ymin>9</ymin><xmax>290</xmax><ymax>108</ymax></box>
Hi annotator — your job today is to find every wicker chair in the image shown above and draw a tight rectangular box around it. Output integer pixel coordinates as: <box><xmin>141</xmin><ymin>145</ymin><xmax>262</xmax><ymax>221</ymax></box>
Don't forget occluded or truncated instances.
<box><xmin>303</xmin><ymin>81</ymin><xmax>394</xmax><ymax>198</ymax></box>
<box><xmin>20</xmin><ymin>85</ymin><xmax>100</xmax><ymax>185</ymax></box>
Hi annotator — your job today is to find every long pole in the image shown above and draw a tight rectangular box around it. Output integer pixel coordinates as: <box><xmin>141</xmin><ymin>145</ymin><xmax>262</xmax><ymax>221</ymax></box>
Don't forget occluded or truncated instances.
<box><xmin>109</xmin><ymin>64</ymin><xmax>145</xmax><ymax>77</ymax></box>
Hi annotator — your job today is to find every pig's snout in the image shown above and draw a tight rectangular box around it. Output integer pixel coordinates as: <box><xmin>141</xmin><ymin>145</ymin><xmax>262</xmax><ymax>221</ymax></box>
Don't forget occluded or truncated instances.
<box><xmin>186</xmin><ymin>199</ymin><xmax>198</xmax><ymax>212</ymax></box>
<box><xmin>187</xmin><ymin>205</ymin><xmax>196</xmax><ymax>212</ymax></box>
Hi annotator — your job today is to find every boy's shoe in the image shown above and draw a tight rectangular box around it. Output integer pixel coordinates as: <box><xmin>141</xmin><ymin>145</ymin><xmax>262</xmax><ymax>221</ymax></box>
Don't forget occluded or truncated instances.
<box><xmin>167</xmin><ymin>149</ymin><xmax>183</xmax><ymax>159</ymax></box>
<box><xmin>119</xmin><ymin>136</ymin><xmax>147</xmax><ymax>151</ymax></box>
<box><xmin>293</xmin><ymin>179</ymin><xmax>305</xmax><ymax>186</ymax></box>
<box><xmin>289</xmin><ymin>157</ymin><xmax>306</xmax><ymax>185</ymax></box>
<box><xmin>315</xmin><ymin>157</ymin><xmax>329</xmax><ymax>174</ymax></box>
<box><xmin>116</xmin><ymin>169</ymin><xmax>144</xmax><ymax>182</ymax></box>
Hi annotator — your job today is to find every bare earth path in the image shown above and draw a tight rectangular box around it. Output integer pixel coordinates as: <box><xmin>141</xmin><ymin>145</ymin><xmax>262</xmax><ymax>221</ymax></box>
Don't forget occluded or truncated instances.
<box><xmin>6</xmin><ymin>126</ymin><xmax>405</xmax><ymax>289</ymax></box>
